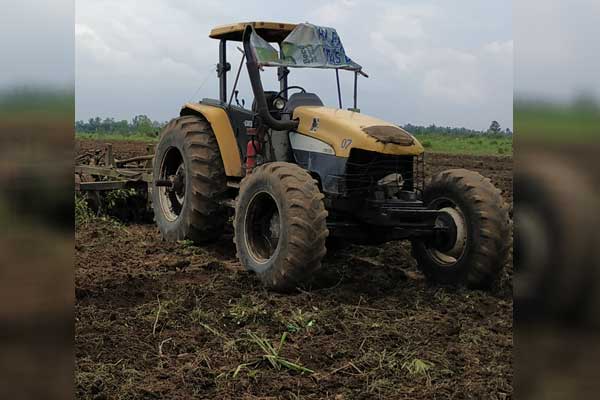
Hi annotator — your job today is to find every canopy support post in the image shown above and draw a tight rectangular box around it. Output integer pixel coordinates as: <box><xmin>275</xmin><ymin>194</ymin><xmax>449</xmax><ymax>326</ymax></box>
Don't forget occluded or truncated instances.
<box><xmin>217</xmin><ymin>39</ymin><xmax>231</xmax><ymax>103</ymax></box>
<box><xmin>353</xmin><ymin>71</ymin><xmax>358</xmax><ymax>110</ymax></box>
<box><xmin>336</xmin><ymin>69</ymin><xmax>343</xmax><ymax>109</ymax></box>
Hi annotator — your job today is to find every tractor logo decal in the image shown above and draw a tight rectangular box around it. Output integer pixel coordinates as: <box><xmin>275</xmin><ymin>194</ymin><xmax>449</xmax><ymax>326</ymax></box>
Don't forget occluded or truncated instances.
<box><xmin>309</xmin><ymin>117</ymin><xmax>320</xmax><ymax>132</ymax></box>
<box><xmin>341</xmin><ymin>138</ymin><xmax>352</xmax><ymax>149</ymax></box>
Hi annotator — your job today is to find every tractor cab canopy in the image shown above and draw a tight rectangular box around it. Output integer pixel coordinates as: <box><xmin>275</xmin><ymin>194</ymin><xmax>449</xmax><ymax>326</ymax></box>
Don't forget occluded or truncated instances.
<box><xmin>249</xmin><ymin>23</ymin><xmax>362</xmax><ymax>72</ymax></box>
<box><xmin>210</xmin><ymin>21</ymin><xmax>363</xmax><ymax>72</ymax></box>
<box><xmin>210</xmin><ymin>21</ymin><xmax>297</xmax><ymax>43</ymax></box>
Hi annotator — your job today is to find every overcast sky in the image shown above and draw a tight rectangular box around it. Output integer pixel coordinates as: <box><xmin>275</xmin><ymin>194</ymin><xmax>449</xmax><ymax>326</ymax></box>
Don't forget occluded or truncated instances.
<box><xmin>74</xmin><ymin>0</ymin><xmax>513</xmax><ymax>130</ymax></box>
<box><xmin>5</xmin><ymin>1</ymin><xmax>599</xmax><ymax>129</ymax></box>
<box><xmin>514</xmin><ymin>0</ymin><xmax>600</xmax><ymax>102</ymax></box>
<box><xmin>0</xmin><ymin>0</ymin><xmax>73</xmax><ymax>89</ymax></box>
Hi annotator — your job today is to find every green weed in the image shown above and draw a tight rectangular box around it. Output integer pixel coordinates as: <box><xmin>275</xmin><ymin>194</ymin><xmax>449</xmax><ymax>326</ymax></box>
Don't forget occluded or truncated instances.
<box><xmin>222</xmin><ymin>331</ymin><xmax>313</xmax><ymax>379</ymax></box>
<box><xmin>178</xmin><ymin>239</ymin><xmax>196</xmax><ymax>247</ymax></box>
<box><xmin>285</xmin><ymin>309</ymin><xmax>317</xmax><ymax>333</ymax></box>
<box><xmin>227</xmin><ymin>295</ymin><xmax>268</xmax><ymax>325</ymax></box>
<box><xmin>104</xmin><ymin>188</ymin><xmax>137</xmax><ymax>210</ymax></box>
<box><xmin>402</xmin><ymin>358</ymin><xmax>434</xmax><ymax>376</ymax></box>
<box><xmin>190</xmin><ymin>307</ymin><xmax>214</xmax><ymax>325</ymax></box>
<box><xmin>75</xmin><ymin>194</ymin><xmax>94</xmax><ymax>225</ymax></box>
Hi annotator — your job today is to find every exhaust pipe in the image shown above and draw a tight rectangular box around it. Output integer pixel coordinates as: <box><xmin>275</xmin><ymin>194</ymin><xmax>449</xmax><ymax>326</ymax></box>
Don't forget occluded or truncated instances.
<box><xmin>242</xmin><ymin>25</ymin><xmax>298</xmax><ymax>131</ymax></box>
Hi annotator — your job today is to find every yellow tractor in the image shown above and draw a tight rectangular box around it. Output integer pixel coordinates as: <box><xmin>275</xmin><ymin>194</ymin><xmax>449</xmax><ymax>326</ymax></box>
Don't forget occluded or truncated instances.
<box><xmin>152</xmin><ymin>22</ymin><xmax>510</xmax><ymax>291</ymax></box>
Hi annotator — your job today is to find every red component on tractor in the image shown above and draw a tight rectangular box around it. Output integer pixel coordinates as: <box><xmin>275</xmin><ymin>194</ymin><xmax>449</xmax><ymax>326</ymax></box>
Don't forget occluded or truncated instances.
<box><xmin>245</xmin><ymin>128</ymin><xmax>261</xmax><ymax>173</ymax></box>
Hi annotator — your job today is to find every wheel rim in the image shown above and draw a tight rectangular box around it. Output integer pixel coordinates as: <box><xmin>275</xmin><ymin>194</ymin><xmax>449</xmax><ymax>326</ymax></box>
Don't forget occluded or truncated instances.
<box><xmin>426</xmin><ymin>198</ymin><xmax>468</xmax><ymax>267</ymax></box>
<box><xmin>158</xmin><ymin>147</ymin><xmax>186</xmax><ymax>222</ymax></box>
<box><xmin>244</xmin><ymin>191</ymin><xmax>281</xmax><ymax>264</ymax></box>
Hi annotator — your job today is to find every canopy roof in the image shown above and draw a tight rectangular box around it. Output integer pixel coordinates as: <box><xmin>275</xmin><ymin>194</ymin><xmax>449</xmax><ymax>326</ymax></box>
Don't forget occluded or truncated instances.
<box><xmin>209</xmin><ymin>21</ymin><xmax>296</xmax><ymax>42</ymax></box>
<box><xmin>250</xmin><ymin>23</ymin><xmax>362</xmax><ymax>72</ymax></box>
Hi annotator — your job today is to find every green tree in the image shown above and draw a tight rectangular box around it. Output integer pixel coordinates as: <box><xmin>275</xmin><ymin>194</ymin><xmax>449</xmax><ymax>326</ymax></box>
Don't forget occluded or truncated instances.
<box><xmin>132</xmin><ymin>115</ymin><xmax>154</xmax><ymax>135</ymax></box>
<box><xmin>488</xmin><ymin>120</ymin><xmax>501</xmax><ymax>134</ymax></box>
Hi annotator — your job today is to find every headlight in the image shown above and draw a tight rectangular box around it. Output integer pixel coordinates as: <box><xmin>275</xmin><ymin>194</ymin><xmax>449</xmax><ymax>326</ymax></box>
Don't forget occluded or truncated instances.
<box><xmin>378</xmin><ymin>173</ymin><xmax>405</xmax><ymax>199</ymax></box>
<box><xmin>378</xmin><ymin>173</ymin><xmax>404</xmax><ymax>189</ymax></box>
<box><xmin>273</xmin><ymin>97</ymin><xmax>286</xmax><ymax>110</ymax></box>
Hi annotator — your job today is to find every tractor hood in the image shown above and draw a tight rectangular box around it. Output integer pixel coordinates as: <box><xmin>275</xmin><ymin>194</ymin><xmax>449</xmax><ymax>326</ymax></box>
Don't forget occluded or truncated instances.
<box><xmin>292</xmin><ymin>106</ymin><xmax>424</xmax><ymax>157</ymax></box>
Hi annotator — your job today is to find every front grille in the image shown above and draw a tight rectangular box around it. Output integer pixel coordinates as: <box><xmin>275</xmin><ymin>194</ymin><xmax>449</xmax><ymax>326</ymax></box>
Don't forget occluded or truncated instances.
<box><xmin>343</xmin><ymin>148</ymin><xmax>424</xmax><ymax>196</ymax></box>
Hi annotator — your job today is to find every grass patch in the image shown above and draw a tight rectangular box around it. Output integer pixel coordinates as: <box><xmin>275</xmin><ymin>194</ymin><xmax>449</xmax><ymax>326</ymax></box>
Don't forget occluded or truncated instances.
<box><xmin>412</xmin><ymin>133</ymin><xmax>512</xmax><ymax>155</ymax></box>
<box><xmin>0</xmin><ymin>87</ymin><xmax>73</xmax><ymax>121</ymax></box>
<box><xmin>77</xmin><ymin>129</ymin><xmax>513</xmax><ymax>155</ymax></box>
<box><xmin>77</xmin><ymin>131</ymin><xmax>512</xmax><ymax>155</ymax></box>
<box><xmin>515</xmin><ymin>101</ymin><xmax>600</xmax><ymax>139</ymax></box>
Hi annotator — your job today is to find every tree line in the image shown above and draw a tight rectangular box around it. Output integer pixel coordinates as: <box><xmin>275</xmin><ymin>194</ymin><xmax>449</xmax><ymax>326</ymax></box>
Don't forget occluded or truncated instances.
<box><xmin>402</xmin><ymin>121</ymin><xmax>512</xmax><ymax>136</ymax></box>
<box><xmin>76</xmin><ymin>115</ymin><xmax>512</xmax><ymax>137</ymax></box>
<box><xmin>75</xmin><ymin>115</ymin><xmax>166</xmax><ymax>136</ymax></box>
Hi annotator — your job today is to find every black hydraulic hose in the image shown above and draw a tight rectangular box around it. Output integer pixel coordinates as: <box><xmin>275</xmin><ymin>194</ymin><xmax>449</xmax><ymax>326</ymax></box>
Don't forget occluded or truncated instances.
<box><xmin>242</xmin><ymin>25</ymin><xmax>298</xmax><ymax>131</ymax></box>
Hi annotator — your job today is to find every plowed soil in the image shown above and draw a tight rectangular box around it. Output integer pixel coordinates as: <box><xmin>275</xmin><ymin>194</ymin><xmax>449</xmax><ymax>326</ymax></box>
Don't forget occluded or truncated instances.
<box><xmin>76</xmin><ymin>139</ymin><xmax>513</xmax><ymax>399</ymax></box>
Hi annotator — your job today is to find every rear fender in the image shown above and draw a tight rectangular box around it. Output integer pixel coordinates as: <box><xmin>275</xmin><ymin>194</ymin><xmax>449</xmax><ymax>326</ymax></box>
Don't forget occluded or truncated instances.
<box><xmin>181</xmin><ymin>103</ymin><xmax>243</xmax><ymax>177</ymax></box>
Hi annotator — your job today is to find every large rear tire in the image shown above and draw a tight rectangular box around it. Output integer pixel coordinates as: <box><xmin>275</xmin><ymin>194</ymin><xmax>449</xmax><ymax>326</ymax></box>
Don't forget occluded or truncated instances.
<box><xmin>233</xmin><ymin>162</ymin><xmax>329</xmax><ymax>291</ymax></box>
<box><xmin>412</xmin><ymin>169</ymin><xmax>510</xmax><ymax>288</ymax></box>
<box><xmin>152</xmin><ymin>115</ymin><xmax>227</xmax><ymax>243</ymax></box>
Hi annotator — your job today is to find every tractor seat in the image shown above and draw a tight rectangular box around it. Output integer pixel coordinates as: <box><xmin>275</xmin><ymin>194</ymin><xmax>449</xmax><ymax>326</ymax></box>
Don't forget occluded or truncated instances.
<box><xmin>283</xmin><ymin>92</ymin><xmax>323</xmax><ymax>114</ymax></box>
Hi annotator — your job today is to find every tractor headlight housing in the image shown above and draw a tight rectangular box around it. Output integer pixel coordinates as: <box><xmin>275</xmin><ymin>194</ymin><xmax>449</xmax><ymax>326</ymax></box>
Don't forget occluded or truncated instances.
<box><xmin>378</xmin><ymin>173</ymin><xmax>405</xmax><ymax>190</ymax></box>
<box><xmin>377</xmin><ymin>173</ymin><xmax>405</xmax><ymax>198</ymax></box>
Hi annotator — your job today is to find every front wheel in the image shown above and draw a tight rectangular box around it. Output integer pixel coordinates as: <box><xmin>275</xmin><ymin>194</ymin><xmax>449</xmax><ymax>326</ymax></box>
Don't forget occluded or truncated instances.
<box><xmin>233</xmin><ymin>162</ymin><xmax>329</xmax><ymax>292</ymax></box>
<box><xmin>412</xmin><ymin>169</ymin><xmax>510</xmax><ymax>288</ymax></box>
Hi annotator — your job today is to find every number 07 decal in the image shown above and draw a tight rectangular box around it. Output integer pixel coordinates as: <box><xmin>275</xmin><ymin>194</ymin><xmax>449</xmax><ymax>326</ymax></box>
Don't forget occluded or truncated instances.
<box><xmin>341</xmin><ymin>138</ymin><xmax>352</xmax><ymax>149</ymax></box>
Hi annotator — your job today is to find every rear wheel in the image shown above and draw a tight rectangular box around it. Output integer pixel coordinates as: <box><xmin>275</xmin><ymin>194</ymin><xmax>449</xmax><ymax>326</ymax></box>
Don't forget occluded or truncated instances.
<box><xmin>412</xmin><ymin>169</ymin><xmax>510</xmax><ymax>288</ymax></box>
<box><xmin>234</xmin><ymin>162</ymin><xmax>329</xmax><ymax>291</ymax></box>
<box><xmin>152</xmin><ymin>115</ymin><xmax>227</xmax><ymax>243</ymax></box>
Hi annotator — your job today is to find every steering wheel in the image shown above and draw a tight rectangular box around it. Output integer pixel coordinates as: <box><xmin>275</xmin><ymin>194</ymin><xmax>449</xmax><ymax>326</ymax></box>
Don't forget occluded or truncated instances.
<box><xmin>275</xmin><ymin>85</ymin><xmax>306</xmax><ymax>98</ymax></box>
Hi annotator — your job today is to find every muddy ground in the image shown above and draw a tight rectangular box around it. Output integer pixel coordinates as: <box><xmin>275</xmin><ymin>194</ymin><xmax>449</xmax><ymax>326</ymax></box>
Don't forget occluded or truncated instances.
<box><xmin>76</xmin><ymin>140</ymin><xmax>513</xmax><ymax>399</ymax></box>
